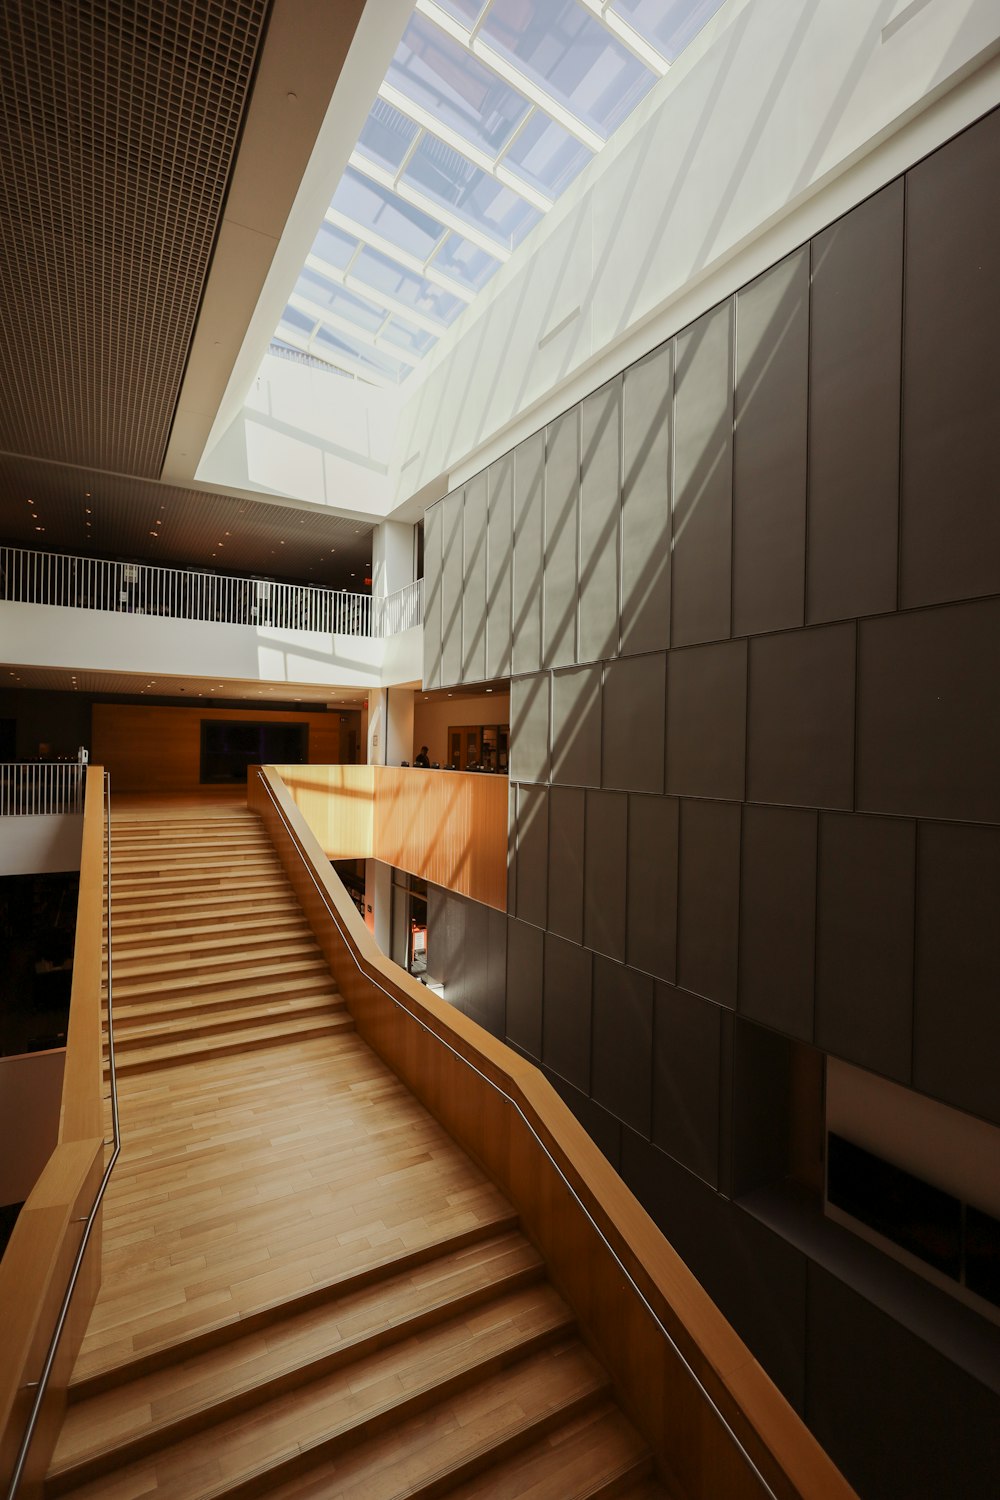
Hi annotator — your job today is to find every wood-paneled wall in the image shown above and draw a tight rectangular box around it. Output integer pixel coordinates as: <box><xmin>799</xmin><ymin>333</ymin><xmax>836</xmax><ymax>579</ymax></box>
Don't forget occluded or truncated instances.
<box><xmin>92</xmin><ymin>705</ymin><xmax>343</xmax><ymax>791</ymax></box>
<box><xmin>273</xmin><ymin>764</ymin><xmax>507</xmax><ymax>910</ymax></box>
<box><xmin>248</xmin><ymin>766</ymin><xmax>858</xmax><ymax>1500</ymax></box>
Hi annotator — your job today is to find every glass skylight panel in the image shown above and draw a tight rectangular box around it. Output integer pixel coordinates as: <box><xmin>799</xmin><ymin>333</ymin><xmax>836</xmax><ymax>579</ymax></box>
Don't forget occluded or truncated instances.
<box><xmin>314</xmin><ymin>325</ymin><xmax>412</xmax><ymax>383</ymax></box>
<box><xmin>502</xmin><ymin>113</ymin><xmax>593</xmax><ymax>198</ymax></box>
<box><xmin>402</xmin><ymin>137</ymin><xmax>542</xmax><ymax>248</ymax></box>
<box><xmin>351</xmin><ymin>246</ymin><xmax>465</xmax><ymax>326</ymax></box>
<box><xmin>294</xmin><ymin>269</ymin><xmax>386</xmax><ymax>334</ymax></box>
<box><xmin>610</xmin><ymin>0</ymin><xmax>725</xmax><ymax>63</ymax></box>
<box><xmin>278</xmin><ymin>303</ymin><xmax>316</xmax><ymax>336</ymax></box>
<box><xmin>380</xmin><ymin>318</ymin><xmax>439</xmax><ymax>357</ymax></box>
<box><xmin>332</xmin><ymin>167</ymin><xmax>445</xmax><ymax>261</ymax></box>
<box><xmin>356</xmin><ymin>99</ymin><xmax>420</xmax><ymax>174</ymax></box>
<box><xmin>309</xmin><ymin>221</ymin><xmax>358</xmax><ymax>271</ymax></box>
<box><xmin>431</xmin><ymin>232</ymin><xmax>503</xmax><ymax>293</ymax></box>
<box><xmin>480</xmin><ymin>0</ymin><xmax>657</xmax><ymax>138</ymax></box>
<box><xmin>388</xmin><ymin>12</ymin><xmax>530</xmax><ymax>158</ymax></box>
<box><xmin>433</xmin><ymin>0</ymin><xmax>487</xmax><ymax>23</ymax></box>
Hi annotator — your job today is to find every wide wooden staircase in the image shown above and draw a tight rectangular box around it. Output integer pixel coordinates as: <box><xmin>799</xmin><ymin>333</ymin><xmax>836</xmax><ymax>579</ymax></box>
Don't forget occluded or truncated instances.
<box><xmin>43</xmin><ymin>807</ymin><xmax>670</xmax><ymax>1499</ymax></box>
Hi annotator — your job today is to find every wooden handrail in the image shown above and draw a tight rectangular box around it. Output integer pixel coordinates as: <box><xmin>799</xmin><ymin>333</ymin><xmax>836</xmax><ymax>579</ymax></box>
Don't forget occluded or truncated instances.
<box><xmin>0</xmin><ymin>767</ymin><xmax>107</xmax><ymax>1497</ymax></box>
<box><xmin>249</xmin><ymin>766</ymin><xmax>858</xmax><ymax>1500</ymax></box>
<box><xmin>271</xmin><ymin>763</ymin><xmax>507</xmax><ymax>910</ymax></box>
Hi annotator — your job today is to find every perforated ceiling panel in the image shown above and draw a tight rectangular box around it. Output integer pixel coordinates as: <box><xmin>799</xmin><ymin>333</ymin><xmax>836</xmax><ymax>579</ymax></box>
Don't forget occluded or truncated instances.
<box><xmin>0</xmin><ymin>456</ymin><xmax>375</xmax><ymax>587</ymax></box>
<box><xmin>0</xmin><ymin>0</ymin><xmax>271</xmax><ymax>474</ymax></box>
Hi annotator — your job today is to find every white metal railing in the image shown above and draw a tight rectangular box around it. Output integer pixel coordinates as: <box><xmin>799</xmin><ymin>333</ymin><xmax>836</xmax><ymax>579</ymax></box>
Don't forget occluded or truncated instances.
<box><xmin>375</xmin><ymin>578</ymin><xmax>424</xmax><ymax>637</ymax></box>
<box><xmin>0</xmin><ymin>762</ymin><xmax>85</xmax><ymax>816</ymax></box>
<box><xmin>0</xmin><ymin>545</ymin><xmax>373</xmax><ymax>636</ymax></box>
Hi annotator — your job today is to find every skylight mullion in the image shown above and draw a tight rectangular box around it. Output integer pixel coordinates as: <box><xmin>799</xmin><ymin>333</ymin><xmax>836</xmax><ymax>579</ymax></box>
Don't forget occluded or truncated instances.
<box><xmin>377</xmin><ymin>82</ymin><xmax>553</xmax><ymax>214</ymax></box>
<box><xmin>325</xmin><ymin>208</ymin><xmax>476</xmax><ymax>302</ymax></box>
<box><xmin>415</xmin><ymin>0</ymin><xmax>605</xmax><ymax>153</ymax></box>
<box><xmin>289</xmin><ymin>292</ymin><xmax>424</xmax><ymax>368</ymax></box>
<box><xmin>348</xmin><ymin>150</ymin><xmax>512</xmax><ymax>261</ymax></box>
<box><xmin>578</xmin><ymin>0</ymin><xmax>670</xmax><ymax>77</ymax></box>
<box><xmin>393</xmin><ymin>123</ymin><xmax>426</xmax><ymax>186</ymax></box>
<box><xmin>275</xmin><ymin>326</ymin><xmax>391</xmax><ymax>388</ymax></box>
<box><xmin>304</xmin><ymin>253</ymin><xmax>448</xmax><ymax>337</ymax></box>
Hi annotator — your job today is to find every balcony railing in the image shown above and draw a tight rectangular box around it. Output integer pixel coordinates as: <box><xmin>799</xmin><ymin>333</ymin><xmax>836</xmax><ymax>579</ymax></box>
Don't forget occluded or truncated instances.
<box><xmin>0</xmin><ymin>545</ymin><xmax>373</xmax><ymax>636</ymax></box>
<box><xmin>0</xmin><ymin>762</ymin><xmax>85</xmax><ymax>816</ymax></box>
<box><xmin>375</xmin><ymin>578</ymin><xmax>424</xmax><ymax>637</ymax></box>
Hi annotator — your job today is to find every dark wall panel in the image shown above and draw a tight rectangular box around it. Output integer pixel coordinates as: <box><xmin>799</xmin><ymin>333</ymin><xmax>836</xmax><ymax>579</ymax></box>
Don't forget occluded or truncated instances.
<box><xmin>439</xmin><ymin>488</ymin><xmax>464</xmax><ymax>687</ymax></box>
<box><xmin>542</xmin><ymin>407</ymin><xmax>579</xmax><ymax>670</ymax></box>
<box><xmin>913</xmin><ymin>822</ymin><xmax>1000</xmax><ymax>1126</ymax></box>
<box><xmin>626</xmin><ymin>793</ymin><xmax>678</xmax><ymax>983</ymax></box>
<box><xmin>592</xmin><ymin>956</ymin><xmax>653</xmax><ymax>1136</ymax></box>
<box><xmin>677</xmin><ymin>799</ymin><xmax>741</xmax><ymax>1008</ymax></box>
<box><xmin>672</xmin><ymin>300</ymin><xmax>734</xmax><ymax>647</ymax></box>
<box><xmin>547</xmin><ymin>1070</ymin><xmax>622</xmax><ymax>1173</ymax></box>
<box><xmin>602</xmin><ymin>652</ymin><xmax>666</xmax><ymax>794</ymax></box>
<box><xmin>423</xmin><ymin>499</ymin><xmax>442</xmax><ymax>690</ymax></box>
<box><xmin>747</xmin><ymin>623</ymin><xmax>855</xmax><ymax>811</ymax></box>
<box><xmin>509</xmin><ymin>672</ymin><xmax>550</xmax><ymax>784</ymax></box>
<box><xmin>807</xmin><ymin>180</ymin><xmax>902</xmax><ymax>623</ymax></box>
<box><xmin>513</xmin><ymin>431</ymin><xmax>545</xmax><ymax>674</ymax></box>
<box><xmin>621</xmin><ymin>343</ymin><xmax>672</xmax><ymax>655</ymax></box>
<box><xmin>548</xmin><ymin>785</ymin><xmax>585</xmax><ymax>945</ymax></box>
<box><xmin>485</xmin><ymin>453</ymin><xmax>514</xmax><ymax>680</ymax></box>
<box><xmin>506</xmin><ymin>779</ymin><xmax>516</xmax><ymax>914</ymax></box>
<box><xmin>806</xmin><ymin>1265</ymin><xmax>1000</xmax><ymax>1500</ymax></box>
<box><xmin>733</xmin><ymin>249</ymin><xmax>808</xmax><ymax>636</ymax></box>
<box><xmin>486</xmin><ymin>906</ymin><xmax>508</xmax><ymax>1039</ymax></box>
<box><xmin>739</xmin><ymin>805</ymin><xmax>816</xmax><ymax>1042</ymax></box>
<box><xmin>543</xmin><ymin>931</ymin><xmax>592</xmax><ymax>1093</ymax></box>
<box><xmin>815</xmin><ymin>812</ymin><xmax>914</xmax><ymax>1082</ymax></box>
<box><xmin>461</xmin><ymin>471</ymin><xmax>488</xmax><ymax>684</ymax></box>
<box><xmin>653</xmin><ymin>982</ymin><xmax>722</xmax><ymax>1187</ymax></box>
<box><xmin>506</xmin><ymin>917</ymin><xmax>543</xmax><ymax>1058</ymax></box>
<box><xmin>666</xmin><ymin>639</ymin><xmax>747</xmax><ymax>801</ymax></box>
<box><xmin>584</xmin><ymin>789</ymin><xmax>628</xmax><ymax>962</ymax></box>
<box><xmin>857</xmin><ymin>599</ymin><xmax>1000</xmax><ymax>824</ymax></box>
<box><xmin>551</xmin><ymin>663</ymin><xmax>601</xmax><ymax>788</ymax></box>
<box><xmin>579</xmin><ymin>378</ymin><xmax>621</xmax><ymax>664</ymax></box>
<box><xmin>515</xmin><ymin>782</ymin><xmax>548</xmax><ymax>929</ymax></box>
<box><xmin>901</xmin><ymin>108</ymin><xmax>1000</xmax><ymax>609</ymax></box>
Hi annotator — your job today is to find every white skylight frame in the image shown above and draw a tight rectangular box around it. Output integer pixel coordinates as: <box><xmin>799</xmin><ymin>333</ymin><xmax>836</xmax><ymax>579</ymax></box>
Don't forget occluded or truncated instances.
<box><xmin>273</xmin><ymin>0</ymin><xmax>724</xmax><ymax>386</ymax></box>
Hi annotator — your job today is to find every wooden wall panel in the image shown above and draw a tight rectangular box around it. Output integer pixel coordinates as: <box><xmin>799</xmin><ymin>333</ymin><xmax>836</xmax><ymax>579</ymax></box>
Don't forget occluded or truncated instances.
<box><xmin>92</xmin><ymin>704</ymin><xmax>343</xmax><ymax>791</ymax></box>
<box><xmin>273</xmin><ymin>764</ymin><xmax>508</xmax><ymax>911</ymax></box>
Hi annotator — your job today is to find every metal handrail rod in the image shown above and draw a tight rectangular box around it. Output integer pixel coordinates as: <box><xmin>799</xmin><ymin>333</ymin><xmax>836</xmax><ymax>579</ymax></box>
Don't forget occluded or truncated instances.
<box><xmin>5</xmin><ymin>773</ymin><xmax>120</xmax><ymax>1500</ymax></box>
<box><xmin>253</xmin><ymin>768</ymin><xmax>780</xmax><ymax>1500</ymax></box>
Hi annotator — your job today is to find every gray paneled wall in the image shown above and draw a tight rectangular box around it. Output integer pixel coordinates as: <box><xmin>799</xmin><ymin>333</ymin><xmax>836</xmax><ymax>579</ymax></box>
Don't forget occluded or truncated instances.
<box><xmin>422</xmin><ymin>109</ymin><xmax>1000</xmax><ymax>1500</ymax></box>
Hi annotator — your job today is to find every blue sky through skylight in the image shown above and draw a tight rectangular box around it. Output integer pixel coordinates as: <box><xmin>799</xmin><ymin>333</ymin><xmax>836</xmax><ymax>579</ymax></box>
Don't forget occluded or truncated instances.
<box><xmin>272</xmin><ymin>0</ymin><xmax>726</xmax><ymax>383</ymax></box>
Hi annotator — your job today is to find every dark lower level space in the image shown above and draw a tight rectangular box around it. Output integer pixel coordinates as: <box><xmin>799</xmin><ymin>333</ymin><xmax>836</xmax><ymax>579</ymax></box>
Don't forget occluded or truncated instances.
<box><xmin>0</xmin><ymin>871</ymin><xmax>78</xmax><ymax>1056</ymax></box>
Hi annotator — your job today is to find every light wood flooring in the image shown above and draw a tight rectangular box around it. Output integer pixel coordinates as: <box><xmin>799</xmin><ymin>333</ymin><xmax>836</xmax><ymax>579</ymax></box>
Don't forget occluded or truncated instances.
<box><xmin>46</xmin><ymin>802</ymin><xmax>669</xmax><ymax>1498</ymax></box>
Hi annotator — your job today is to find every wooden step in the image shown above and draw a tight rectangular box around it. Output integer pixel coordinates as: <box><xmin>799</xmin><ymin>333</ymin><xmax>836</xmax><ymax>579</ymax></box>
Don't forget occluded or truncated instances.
<box><xmin>110</xmin><ymin>993</ymin><xmax>343</xmax><ymax>1049</ymax></box>
<box><xmin>111</xmin><ymin>828</ymin><xmax>269</xmax><ymax>846</ymax></box>
<box><xmin>111</xmin><ymin>980</ymin><xmax>339</xmax><ymax>1028</ymax></box>
<box><xmin>435</xmin><ymin>1402</ymin><xmax>659</xmax><ymax>1499</ymax></box>
<box><xmin>109</xmin><ymin>937</ymin><xmax>321</xmax><ymax>982</ymax></box>
<box><xmin>223</xmin><ymin>1342</ymin><xmax>613</xmax><ymax>1500</ymax></box>
<box><xmin>112</xmin><ymin>862</ymin><xmax>283</xmax><ymax>893</ymax></box>
<box><xmin>50</xmin><ymin>1295</ymin><xmax>582</xmax><ymax>1500</ymax></box>
<box><xmin>111</xmin><ymin>900</ymin><xmax>300</xmax><ymax>932</ymax></box>
<box><xmin>107</xmin><ymin>929</ymin><xmax>316</xmax><ymax>967</ymax></box>
<box><xmin>113</xmin><ymin>958</ymin><xmax>332</xmax><ymax>1003</ymax></box>
<box><xmin>111</xmin><ymin>855</ymin><xmax>279</xmax><ymax>881</ymax></box>
<box><xmin>49</xmin><ymin>1231</ymin><xmax>544</xmax><ymax>1494</ymax></box>
<box><xmin>106</xmin><ymin>1013</ymin><xmax>352</xmax><ymax>1074</ymax></box>
<box><xmin>110</xmin><ymin>885</ymin><xmax>296</xmax><ymax>918</ymax></box>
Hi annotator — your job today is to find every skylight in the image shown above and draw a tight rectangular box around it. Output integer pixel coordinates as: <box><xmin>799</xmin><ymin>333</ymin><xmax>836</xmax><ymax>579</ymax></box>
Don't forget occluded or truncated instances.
<box><xmin>272</xmin><ymin>0</ymin><xmax>726</xmax><ymax>385</ymax></box>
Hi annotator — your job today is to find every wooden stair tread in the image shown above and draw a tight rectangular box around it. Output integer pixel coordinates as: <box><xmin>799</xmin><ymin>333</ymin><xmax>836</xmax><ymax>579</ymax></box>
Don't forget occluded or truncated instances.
<box><xmin>71</xmin><ymin>1203</ymin><xmax>521</xmax><ymax>1391</ymax></box>
<box><xmin>110</xmin><ymin>937</ymin><xmax>320</xmax><ymax>976</ymax></box>
<box><xmin>113</xmin><ymin>866</ymin><xmax>283</xmax><ymax>894</ymax></box>
<box><xmin>112</xmin><ymin>886</ymin><xmax>296</xmax><ymax>914</ymax></box>
<box><xmin>111</xmin><ymin>900</ymin><xmax>300</xmax><ymax>929</ymax></box>
<box><xmin>54</xmin><ymin>1325</ymin><xmax>593</xmax><ymax>1500</ymax></box>
<box><xmin>109</xmin><ymin>931</ymin><xmax>314</xmax><ymax>964</ymax></box>
<box><xmin>50</xmin><ymin>1231</ymin><xmax>544</xmax><ymax>1487</ymax></box>
<box><xmin>112</xmin><ymin>993</ymin><xmax>343</xmax><ymax>1045</ymax></box>
<box><xmin>113</xmin><ymin>964</ymin><xmax>334</xmax><ymax>1004</ymax></box>
<box><xmin>435</xmin><ymin>1402</ymin><xmax>655</xmax><ymax>1499</ymax></box>
<box><xmin>226</xmin><ymin>1342</ymin><xmax>612</xmax><ymax>1500</ymax></box>
<box><xmin>107</xmin><ymin>1014</ymin><xmax>353</xmax><ymax>1072</ymax></box>
<box><xmin>112</xmin><ymin>984</ymin><xmax>339</xmax><ymax>1026</ymax></box>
